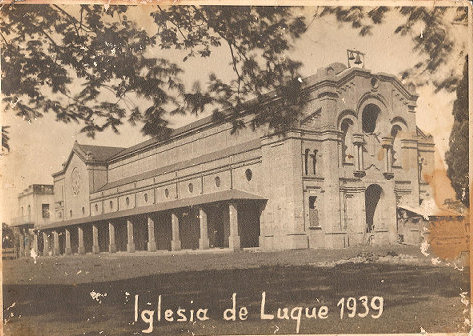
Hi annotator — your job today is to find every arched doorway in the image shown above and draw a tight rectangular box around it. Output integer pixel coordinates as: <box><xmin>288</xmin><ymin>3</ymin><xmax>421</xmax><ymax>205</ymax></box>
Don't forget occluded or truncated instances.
<box><xmin>365</xmin><ymin>184</ymin><xmax>383</xmax><ymax>233</ymax></box>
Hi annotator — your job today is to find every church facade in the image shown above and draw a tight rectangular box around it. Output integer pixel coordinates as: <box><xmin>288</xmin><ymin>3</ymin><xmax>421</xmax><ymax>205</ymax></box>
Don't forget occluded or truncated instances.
<box><xmin>33</xmin><ymin>63</ymin><xmax>435</xmax><ymax>256</ymax></box>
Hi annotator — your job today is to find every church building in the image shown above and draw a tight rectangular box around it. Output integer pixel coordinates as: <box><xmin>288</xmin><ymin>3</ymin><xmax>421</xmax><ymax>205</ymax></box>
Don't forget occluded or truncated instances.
<box><xmin>32</xmin><ymin>61</ymin><xmax>435</xmax><ymax>256</ymax></box>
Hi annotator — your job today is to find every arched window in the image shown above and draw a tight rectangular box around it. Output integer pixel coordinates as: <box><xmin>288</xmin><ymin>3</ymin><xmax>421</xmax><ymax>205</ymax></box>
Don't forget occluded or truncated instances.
<box><xmin>69</xmin><ymin>209</ymin><xmax>72</xmax><ymax>218</ymax></box>
<box><xmin>95</xmin><ymin>204</ymin><xmax>99</xmax><ymax>212</ymax></box>
<box><xmin>341</xmin><ymin>119</ymin><xmax>354</xmax><ymax>164</ymax></box>
<box><xmin>82</xmin><ymin>206</ymin><xmax>85</xmax><ymax>215</ymax></box>
<box><xmin>144</xmin><ymin>193</ymin><xmax>148</xmax><ymax>203</ymax></box>
<box><xmin>215</xmin><ymin>176</ymin><xmax>221</xmax><ymax>187</ymax></box>
<box><xmin>188</xmin><ymin>183</ymin><xmax>193</xmax><ymax>193</ymax></box>
<box><xmin>304</xmin><ymin>149</ymin><xmax>310</xmax><ymax>175</ymax></box>
<box><xmin>312</xmin><ymin>150</ymin><xmax>318</xmax><ymax>175</ymax></box>
<box><xmin>362</xmin><ymin>104</ymin><xmax>380</xmax><ymax>133</ymax></box>
<box><xmin>164</xmin><ymin>188</ymin><xmax>169</xmax><ymax>198</ymax></box>
<box><xmin>110</xmin><ymin>200</ymin><xmax>113</xmax><ymax>209</ymax></box>
<box><xmin>391</xmin><ymin>125</ymin><xmax>403</xmax><ymax>166</ymax></box>
<box><xmin>126</xmin><ymin>197</ymin><xmax>130</xmax><ymax>206</ymax></box>
<box><xmin>27</xmin><ymin>205</ymin><xmax>31</xmax><ymax>217</ymax></box>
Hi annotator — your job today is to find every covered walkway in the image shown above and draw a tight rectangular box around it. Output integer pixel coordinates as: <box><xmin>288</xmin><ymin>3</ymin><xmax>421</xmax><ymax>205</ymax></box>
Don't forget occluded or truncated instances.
<box><xmin>34</xmin><ymin>190</ymin><xmax>266</xmax><ymax>256</ymax></box>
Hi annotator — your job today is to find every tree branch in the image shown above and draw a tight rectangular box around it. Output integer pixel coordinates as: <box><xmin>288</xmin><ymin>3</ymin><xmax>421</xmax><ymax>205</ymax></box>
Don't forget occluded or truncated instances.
<box><xmin>53</xmin><ymin>4</ymin><xmax>92</xmax><ymax>33</ymax></box>
<box><xmin>157</xmin><ymin>6</ymin><xmax>189</xmax><ymax>43</ymax></box>
<box><xmin>0</xmin><ymin>32</ymin><xmax>10</xmax><ymax>47</ymax></box>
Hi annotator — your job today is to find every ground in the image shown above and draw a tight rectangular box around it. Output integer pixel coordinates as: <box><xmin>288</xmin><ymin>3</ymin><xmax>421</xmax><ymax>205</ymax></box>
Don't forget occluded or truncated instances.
<box><xmin>2</xmin><ymin>245</ymin><xmax>470</xmax><ymax>336</ymax></box>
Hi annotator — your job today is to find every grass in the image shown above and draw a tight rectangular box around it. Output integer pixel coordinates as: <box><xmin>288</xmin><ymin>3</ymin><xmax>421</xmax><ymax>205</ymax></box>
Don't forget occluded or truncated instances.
<box><xmin>3</xmin><ymin>245</ymin><xmax>470</xmax><ymax>335</ymax></box>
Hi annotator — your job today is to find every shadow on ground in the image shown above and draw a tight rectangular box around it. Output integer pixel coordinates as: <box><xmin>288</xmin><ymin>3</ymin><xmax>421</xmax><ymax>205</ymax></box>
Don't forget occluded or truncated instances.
<box><xmin>3</xmin><ymin>262</ymin><xmax>470</xmax><ymax>336</ymax></box>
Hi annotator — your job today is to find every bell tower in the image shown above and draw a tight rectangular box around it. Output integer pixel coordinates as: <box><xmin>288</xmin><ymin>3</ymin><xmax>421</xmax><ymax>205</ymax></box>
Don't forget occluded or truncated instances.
<box><xmin>347</xmin><ymin>49</ymin><xmax>365</xmax><ymax>68</ymax></box>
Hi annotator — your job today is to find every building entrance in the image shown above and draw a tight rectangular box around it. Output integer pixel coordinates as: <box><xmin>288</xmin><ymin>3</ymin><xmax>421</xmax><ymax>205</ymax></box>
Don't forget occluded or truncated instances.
<box><xmin>365</xmin><ymin>184</ymin><xmax>383</xmax><ymax>234</ymax></box>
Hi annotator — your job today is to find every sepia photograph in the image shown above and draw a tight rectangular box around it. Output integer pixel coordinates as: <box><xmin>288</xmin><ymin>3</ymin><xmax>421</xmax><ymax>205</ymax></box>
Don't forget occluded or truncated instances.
<box><xmin>0</xmin><ymin>2</ymin><xmax>471</xmax><ymax>335</ymax></box>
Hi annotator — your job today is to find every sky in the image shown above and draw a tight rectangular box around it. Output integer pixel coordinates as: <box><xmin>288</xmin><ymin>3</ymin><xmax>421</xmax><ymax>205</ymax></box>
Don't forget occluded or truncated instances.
<box><xmin>0</xmin><ymin>6</ymin><xmax>468</xmax><ymax>223</ymax></box>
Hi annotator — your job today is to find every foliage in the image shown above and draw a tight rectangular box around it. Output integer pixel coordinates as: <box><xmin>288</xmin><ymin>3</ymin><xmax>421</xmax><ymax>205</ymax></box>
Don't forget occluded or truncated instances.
<box><xmin>2</xmin><ymin>222</ymin><xmax>15</xmax><ymax>248</ymax></box>
<box><xmin>318</xmin><ymin>6</ymin><xmax>467</xmax><ymax>92</ymax></box>
<box><xmin>2</xmin><ymin>5</ymin><xmax>468</xmax><ymax>139</ymax></box>
<box><xmin>2</xmin><ymin>126</ymin><xmax>10</xmax><ymax>152</ymax></box>
<box><xmin>1</xmin><ymin>4</ymin><xmax>307</xmax><ymax>138</ymax></box>
<box><xmin>445</xmin><ymin>57</ymin><xmax>469</xmax><ymax>207</ymax></box>
<box><xmin>1</xmin><ymin>6</ymin><xmax>469</xmax><ymax>206</ymax></box>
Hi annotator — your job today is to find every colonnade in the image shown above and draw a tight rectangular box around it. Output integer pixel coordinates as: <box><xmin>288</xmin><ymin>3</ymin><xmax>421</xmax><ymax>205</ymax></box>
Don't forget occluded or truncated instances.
<box><xmin>14</xmin><ymin>226</ymin><xmax>33</xmax><ymax>257</ymax></box>
<box><xmin>36</xmin><ymin>203</ymin><xmax>241</xmax><ymax>256</ymax></box>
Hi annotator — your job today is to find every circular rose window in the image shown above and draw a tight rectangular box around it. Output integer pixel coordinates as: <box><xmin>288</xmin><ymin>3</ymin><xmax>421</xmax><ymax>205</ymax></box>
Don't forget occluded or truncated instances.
<box><xmin>371</xmin><ymin>77</ymin><xmax>379</xmax><ymax>89</ymax></box>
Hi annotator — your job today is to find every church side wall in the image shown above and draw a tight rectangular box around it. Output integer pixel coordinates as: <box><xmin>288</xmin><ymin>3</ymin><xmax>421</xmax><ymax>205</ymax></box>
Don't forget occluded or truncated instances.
<box><xmin>107</xmin><ymin>119</ymin><xmax>264</xmax><ymax>183</ymax></box>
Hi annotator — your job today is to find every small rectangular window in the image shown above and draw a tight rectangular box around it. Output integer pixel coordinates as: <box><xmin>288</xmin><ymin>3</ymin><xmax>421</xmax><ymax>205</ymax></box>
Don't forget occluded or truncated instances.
<box><xmin>308</xmin><ymin>196</ymin><xmax>319</xmax><ymax>227</ymax></box>
<box><xmin>309</xmin><ymin>196</ymin><xmax>316</xmax><ymax>209</ymax></box>
<box><xmin>42</xmin><ymin>204</ymin><xmax>50</xmax><ymax>218</ymax></box>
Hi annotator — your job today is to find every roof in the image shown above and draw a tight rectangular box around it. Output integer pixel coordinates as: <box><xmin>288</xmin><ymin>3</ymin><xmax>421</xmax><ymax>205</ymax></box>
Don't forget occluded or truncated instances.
<box><xmin>9</xmin><ymin>221</ymin><xmax>34</xmax><ymax>228</ymax></box>
<box><xmin>112</xmin><ymin>115</ymin><xmax>216</xmax><ymax>160</ymax></box>
<box><xmin>53</xmin><ymin>142</ymin><xmax>126</xmax><ymax>177</ymax></box>
<box><xmin>76</xmin><ymin>143</ymin><xmax>125</xmax><ymax>162</ymax></box>
<box><xmin>398</xmin><ymin>203</ymin><xmax>463</xmax><ymax>220</ymax></box>
<box><xmin>96</xmin><ymin>139</ymin><xmax>261</xmax><ymax>193</ymax></box>
<box><xmin>416</xmin><ymin>126</ymin><xmax>433</xmax><ymax>140</ymax></box>
<box><xmin>398</xmin><ymin>205</ymin><xmax>429</xmax><ymax>219</ymax></box>
<box><xmin>37</xmin><ymin>189</ymin><xmax>267</xmax><ymax>231</ymax></box>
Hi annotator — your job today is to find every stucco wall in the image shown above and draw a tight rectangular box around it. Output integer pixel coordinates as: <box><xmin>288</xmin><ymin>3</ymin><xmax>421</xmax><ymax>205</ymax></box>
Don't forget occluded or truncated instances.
<box><xmin>107</xmin><ymin>119</ymin><xmax>264</xmax><ymax>183</ymax></box>
<box><xmin>63</xmin><ymin>153</ymin><xmax>91</xmax><ymax>220</ymax></box>
<box><xmin>49</xmin><ymin>66</ymin><xmax>434</xmax><ymax>251</ymax></box>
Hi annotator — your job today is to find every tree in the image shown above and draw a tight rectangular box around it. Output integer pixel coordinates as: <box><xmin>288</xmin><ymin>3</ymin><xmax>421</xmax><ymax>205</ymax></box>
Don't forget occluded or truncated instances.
<box><xmin>445</xmin><ymin>57</ymin><xmax>469</xmax><ymax>207</ymax></box>
<box><xmin>1</xmin><ymin>4</ymin><xmax>307</xmax><ymax>139</ymax></box>
<box><xmin>1</xmin><ymin>5</ymin><xmax>469</xmax><ymax>205</ymax></box>
<box><xmin>2</xmin><ymin>5</ymin><xmax>467</xmax><ymax>140</ymax></box>
<box><xmin>0</xmin><ymin>4</ymin><xmax>467</xmax><ymax>137</ymax></box>
<box><xmin>317</xmin><ymin>6</ymin><xmax>467</xmax><ymax>92</ymax></box>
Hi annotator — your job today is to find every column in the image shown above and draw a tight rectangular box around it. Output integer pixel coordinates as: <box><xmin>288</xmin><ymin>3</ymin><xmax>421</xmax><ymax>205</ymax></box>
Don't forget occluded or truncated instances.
<box><xmin>42</xmin><ymin>232</ymin><xmax>49</xmax><ymax>256</ymax></box>
<box><xmin>18</xmin><ymin>229</ymin><xmax>25</xmax><ymax>257</ymax></box>
<box><xmin>147</xmin><ymin>216</ymin><xmax>157</xmax><ymax>252</ymax></box>
<box><xmin>53</xmin><ymin>231</ymin><xmax>60</xmax><ymax>256</ymax></box>
<box><xmin>170</xmin><ymin>212</ymin><xmax>181</xmax><ymax>251</ymax></box>
<box><xmin>108</xmin><ymin>222</ymin><xmax>117</xmax><ymax>253</ymax></box>
<box><xmin>25</xmin><ymin>231</ymin><xmax>32</xmax><ymax>256</ymax></box>
<box><xmin>384</xmin><ymin>146</ymin><xmax>389</xmax><ymax>172</ymax></box>
<box><xmin>228</xmin><ymin>203</ymin><xmax>240</xmax><ymax>250</ymax></box>
<box><xmin>92</xmin><ymin>224</ymin><xmax>100</xmax><ymax>254</ymax></box>
<box><xmin>353</xmin><ymin>134</ymin><xmax>365</xmax><ymax>178</ymax></box>
<box><xmin>65</xmin><ymin>228</ymin><xmax>72</xmax><ymax>255</ymax></box>
<box><xmin>78</xmin><ymin>226</ymin><xmax>85</xmax><ymax>254</ymax></box>
<box><xmin>127</xmin><ymin>219</ymin><xmax>135</xmax><ymax>253</ymax></box>
<box><xmin>198</xmin><ymin>207</ymin><xmax>209</xmax><ymax>250</ymax></box>
<box><xmin>33</xmin><ymin>233</ymin><xmax>39</xmax><ymax>255</ymax></box>
<box><xmin>353</xmin><ymin>144</ymin><xmax>360</xmax><ymax>170</ymax></box>
<box><xmin>382</xmin><ymin>137</ymin><xmax>394</xmax><ymax>179</ymax></box>
<box><xmin>358</xmin><ymin>145</ymin><xmax>364</xmax><ymax>170</ymax></box>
